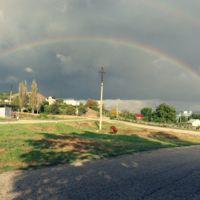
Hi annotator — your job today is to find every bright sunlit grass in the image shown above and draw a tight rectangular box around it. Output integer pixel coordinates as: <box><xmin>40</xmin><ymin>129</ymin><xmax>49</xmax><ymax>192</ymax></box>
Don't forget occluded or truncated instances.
<box><xmin>1</xmin><ymin>120</ymin><xmax>200</xmax><ymax>173</ymax></box>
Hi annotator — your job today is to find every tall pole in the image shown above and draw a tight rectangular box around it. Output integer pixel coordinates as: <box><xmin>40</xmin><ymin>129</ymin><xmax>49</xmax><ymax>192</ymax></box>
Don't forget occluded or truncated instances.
<box><xmin>99</xmin><ymin>67</ymin><xmax>106</xmax><ymax>130</ymax></box>
<box><xmin>10</xmin><ymin>84</ymin><xmax>13</xmax><ymax>105</ymax></box>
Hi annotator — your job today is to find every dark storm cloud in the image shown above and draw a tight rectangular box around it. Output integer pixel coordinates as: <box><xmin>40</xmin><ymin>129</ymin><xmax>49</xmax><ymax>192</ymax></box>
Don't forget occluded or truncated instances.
<box><xmin>1</xmin><ymin>0</ymin><xmax>200</xmax><ymax>111</ymax></box>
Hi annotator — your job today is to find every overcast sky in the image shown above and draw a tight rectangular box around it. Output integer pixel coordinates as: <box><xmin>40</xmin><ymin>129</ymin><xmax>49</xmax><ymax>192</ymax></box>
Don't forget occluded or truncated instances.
<box><xmin>1</xmin><ymin>0</ymin><xmax>200</xmax><ymax>113</ymax></box>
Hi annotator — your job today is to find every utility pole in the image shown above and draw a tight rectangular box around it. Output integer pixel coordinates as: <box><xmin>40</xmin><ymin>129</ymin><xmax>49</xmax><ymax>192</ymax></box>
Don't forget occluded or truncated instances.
<box><xmin>98</xmin><ymin>67</ymin><xmax>106</xmax><ymax>130</ymax></box>
<box><xmin>10</xmin><ymin>84</ymin><xmax>13</xmax><ymax>105</ymax></box>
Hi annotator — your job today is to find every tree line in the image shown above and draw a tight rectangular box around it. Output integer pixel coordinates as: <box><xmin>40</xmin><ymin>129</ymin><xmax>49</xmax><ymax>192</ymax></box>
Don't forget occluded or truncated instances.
<box><xmin>110</xmin><ymin>103</ymin><xmax>179</xmax><ymax>123</ymax></box>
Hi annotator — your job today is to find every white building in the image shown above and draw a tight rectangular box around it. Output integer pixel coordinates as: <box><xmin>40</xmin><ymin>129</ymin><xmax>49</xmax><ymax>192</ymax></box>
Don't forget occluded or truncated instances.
<box><xmin>0</xmin><ymin>99</ymin><xmax>11</xmax><ymax>103</ymax></box>
<box><xmin>64</xmin><ymin>100</ymin><xmax>80</xmax><ymax>106</ymax></box>
<box><xmin>46</xmin><ymin>96</ymin><xmax>57</xmax><ymax>105</ymax></box>
<box><xmin>187</xmin><ymin>119</ymin><xmax>200</xmax><ymax>127</ymax></box>
<box><xmin>176</xmin><ymin>110</ymin><xmax>192</xmax><ymax>121</ymax></box>
<box><xmin>0</xmin><ymin>105</ymin><xmax>17</xmax><ymax>118</ymax></box>
<box><xmin>64</xmin><ymin>100</ymin><xmax>100</xmax><ymax>106</ymax></box>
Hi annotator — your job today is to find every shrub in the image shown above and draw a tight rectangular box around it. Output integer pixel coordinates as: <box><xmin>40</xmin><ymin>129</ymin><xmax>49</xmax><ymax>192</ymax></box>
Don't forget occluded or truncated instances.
<box><xmin>38</xmin><ymin>113</ymin><xmax>48</xmax><ymax>119</ymax></box>
<box><xmin>78</xmin><ymin>106</ymin><xmax>87</xmax><ymax>116</ymax></box>
<box><xmin>66</xmin><ymin>105</ymin><xmax>76</xmax><ymax>115</ymax></box>
<box><xmin>92</xmin><ymin>106</ymin><xmax>100</xmax><ymax>112</ymax></box>
<box><xmin>50</xmin><ymin>103</ymin><xmax>60</xmax><ymax>114</ymax></box>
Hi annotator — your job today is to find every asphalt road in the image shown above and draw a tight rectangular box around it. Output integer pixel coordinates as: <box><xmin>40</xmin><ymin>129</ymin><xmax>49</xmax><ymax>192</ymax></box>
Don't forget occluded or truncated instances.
<box><xmin>1</xmin><ymin>146</ymin><xmax>200</xmax><ymax>200</ymax></box>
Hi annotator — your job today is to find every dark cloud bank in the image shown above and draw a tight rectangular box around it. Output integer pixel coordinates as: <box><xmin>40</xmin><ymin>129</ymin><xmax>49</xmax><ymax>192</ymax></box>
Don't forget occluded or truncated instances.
<box><xmin>1</xmin><ymin>0</ymin><xmax>200</xmax><ymax>112</ymax></box>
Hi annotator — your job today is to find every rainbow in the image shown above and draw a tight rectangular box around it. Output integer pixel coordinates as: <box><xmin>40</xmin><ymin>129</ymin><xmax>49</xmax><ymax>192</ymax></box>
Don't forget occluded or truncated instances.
<box><xmin>0</xmin><ymin>36</ymin><xmax>199</xmax><ymax>81</ymax></box>
<box><xmin>146</xmin><ymin>1</ymin><xmax>200</xmax><ymax>27</ymax></box>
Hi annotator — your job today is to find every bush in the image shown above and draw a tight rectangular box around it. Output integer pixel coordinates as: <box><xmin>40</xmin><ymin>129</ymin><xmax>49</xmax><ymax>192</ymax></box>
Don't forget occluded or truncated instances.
<box><xmin>78</xmin><ymin>106</ymin><xmax>87</xmax><ymax>116</ymax></box>
<box><xmin>66</xmin><ymin>105</ymin><xmax>76</xmax><ymax>115</ymax></box>
<box><xmin>50</xmin><ymin>103</ymin><xmax>60</xmax><ymax>114</ymax></box>
<box><xmin>44</xmin><ymin>105</ymin><xmax>51</xmax><ymax>114</ymax></box>
<box><xmin>38</xmin><ymin>113</ymin><xmax>48</xmax><ymax>119</ymax></box>
<box><xmin>92</xmin><ymin>106</ymin><xmax>100</xmax><ymax>112</ymax></box>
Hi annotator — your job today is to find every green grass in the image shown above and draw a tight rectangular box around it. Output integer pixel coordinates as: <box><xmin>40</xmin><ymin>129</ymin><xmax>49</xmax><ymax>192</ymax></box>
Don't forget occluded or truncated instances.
<box><xmin>1</xmin><ymin>120</ymin><xmax>200</xmax><ymax>173</ymax></box>
<box><xmin>19</xmin><ymin>116</ymin><xmax>85</xmax><ymax>120</ymax></box>
<box><xmin>0</xmin><ymin>117</ymin><xmax>18</xmax><ymax>122</ymax></box>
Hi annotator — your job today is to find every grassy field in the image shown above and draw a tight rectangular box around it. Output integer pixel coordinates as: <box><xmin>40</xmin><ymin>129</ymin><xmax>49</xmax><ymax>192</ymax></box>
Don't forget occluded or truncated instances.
<box><xmin>1</xmin><ymin>120</ymin><xmax>200</xmax><ymax>173</ymax></box>
<box><xmin>0</xmin><ymin>117</ymin><xmax>18</xmax><ymax>122</ymax></box>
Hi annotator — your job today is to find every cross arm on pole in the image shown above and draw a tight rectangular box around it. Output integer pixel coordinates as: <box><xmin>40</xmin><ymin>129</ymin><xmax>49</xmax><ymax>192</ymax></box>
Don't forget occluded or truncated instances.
<box><xmin>98</xmin><ymin>67</ymin><xmax>106</xmax><ymax>83</ymax></box>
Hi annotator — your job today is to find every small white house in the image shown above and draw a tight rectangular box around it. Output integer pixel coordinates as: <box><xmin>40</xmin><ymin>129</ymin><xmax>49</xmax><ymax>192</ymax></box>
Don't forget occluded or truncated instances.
<box><xmin>46</xmin><ymin>96</ymin><xmax>57</xmax><ymax>105</ymax></box>
<box><xmin>64</xmin><ymin>100</ymin><xmax>80</xmax><ymax>106</ymax></box>
<box><xmin>187</xmin><ymin>119</ymin><xmax>200</xmax><ymax>127</ymax></box>
<box><xmin>0</xmin><ymin>104</ymin><xmax>17</xmax><ymax>118</ymax></box>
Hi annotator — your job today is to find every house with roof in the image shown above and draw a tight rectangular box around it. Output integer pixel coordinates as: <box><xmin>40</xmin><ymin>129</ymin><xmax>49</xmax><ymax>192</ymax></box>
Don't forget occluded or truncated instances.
<box><xmin>176</xmin><ymin>110</ymin><xmax>192</xmax><ymax>121</ymax></box>
<box><xmin>187</xmin><ymin>119</ymin><xmax>200</xmax><ymax>127</ymax></box>
<box><xmin>46</xmin><ymin>96</ymin><xmax>57</xmax><ymax>105</ymax></box>
<box><xmin>135</xmin><ymin>114</ymin><xmax>144</xmax><ymax>119</ymax></box>
<box><xmin>0</xmin><ymin>104</ymin><xmax>18</xmax><ymax>118</ymax></box>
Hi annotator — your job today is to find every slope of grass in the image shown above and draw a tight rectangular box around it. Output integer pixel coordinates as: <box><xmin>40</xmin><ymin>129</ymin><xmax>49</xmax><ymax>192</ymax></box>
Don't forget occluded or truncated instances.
<box><xmin>0</xmin><ymin>121</ymin><xmax>200</xmax><ymax>173</ymax></box>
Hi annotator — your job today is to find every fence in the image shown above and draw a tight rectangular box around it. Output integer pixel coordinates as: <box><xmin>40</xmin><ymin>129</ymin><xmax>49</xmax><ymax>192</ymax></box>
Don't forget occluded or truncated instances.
<box><xmin>116</xmin><ymin>118</ymin><xmax>199</xmax><ymax>130</ymax></box>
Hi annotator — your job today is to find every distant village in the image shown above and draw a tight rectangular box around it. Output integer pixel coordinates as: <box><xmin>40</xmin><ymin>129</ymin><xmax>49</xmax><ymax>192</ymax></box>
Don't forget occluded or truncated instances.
<box><xmin>0</xmin><ymin>80</ymin><xmax>200</xmax><ymax>127</ymax></box>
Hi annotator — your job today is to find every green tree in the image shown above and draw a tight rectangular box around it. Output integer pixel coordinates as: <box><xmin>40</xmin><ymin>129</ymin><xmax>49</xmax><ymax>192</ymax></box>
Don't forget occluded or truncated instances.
<box><xmin>18</xmin><ymin>80</ymin><xmax>27</xmax><ymax>112</ymax></box>
<box><xmin>66</xmin><ymin>105</ymin><xmax>76</xmax><ymax>115</ymax></box>
<box><xmin>141</xmin><ymin>107</ymin><xmax>152</xmax><ymax>121</ymax></box>
<box><xmin>141</xmin><ymin>107</ymin><xmax>152</xmax><ymax>117</ymax></box>
<box><xmin>42</xmin><ymin>100</ymin><xmax>49</xmax><ymax>105</ymax></box>
<box><xmin>92</xmin><ymin>106</ymin><xmax>100</xmax><ymax>112</ymax></box>
<box><xmin>180</xmin><ymin>115</ymin><xmax>187</xmax><ymax>123</ymax></box>
<box><xmin>110</xmin><ymin>108</ymin><xmax>117</xmax><ymax>118</ymax></box>
<box><xmin>79</xmin><ymin>102</ymin><xmax>84</xmax><ymax>106</ymax></box>
<box><xmin>190</xmin><ymin>113</ymin><xmax>200</xmax><ymax>120</ymax></box>
<box><xmin>57</xmin><ymin>98</ymin><xmax>64</xmax><ymax>104</ymax></box>
<box><xmin>121</xmin><ymin>110</ymin><xmax>129</xmax><ymax>119</ymax></box>
<box><xmin>36</xmin><ymin>96</ymin><xmax>42</xmax><ymax>114</ymax></box>
<box><xmin>93</xmin><ymin>100</ymin><xmax>99</xmax><ymax>107</ymax></box>
<box><xmin>29</xmin><ymin>80</ymin><xmax>38</xmax><ymax>113</ymax></box>
<box><xmin>12</xmin><ymin>96</ymin><xmax>19</xmax><ymax>106</ymax></box>
<box><xmin>152</xmin><ymin>103</ymin><xmax>176</xmax><ymax>123</ymax></box>
<box><xmin>78</xmin><ymin>106</ymin><xmax>87</xmax><ymax>116</ymax></box>
<box><xmin>51</xmin><ymin>103</ymin><xmax>60</xmax><ymax>114</ymax></box>
<box><xmin>44</xmin><ymin>105</ymin><xmax>51</xmax><ymax>114</ymax></box>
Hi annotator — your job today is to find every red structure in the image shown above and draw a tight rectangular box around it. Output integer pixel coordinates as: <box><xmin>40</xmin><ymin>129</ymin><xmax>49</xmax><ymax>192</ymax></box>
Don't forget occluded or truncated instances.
<box><xmin>110</xmin><ymin>126</ymin><xmax>117</xmax><ymax>134</ymax></box>
<box><xmin>135</xmin><ymin>114</ymin><xmax>144</xmax><ymax>119</ymax></box>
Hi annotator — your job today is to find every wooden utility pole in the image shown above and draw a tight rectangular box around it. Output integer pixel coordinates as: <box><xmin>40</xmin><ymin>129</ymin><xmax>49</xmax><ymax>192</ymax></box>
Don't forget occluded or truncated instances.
<box><xmin>98</xmin><ymin>67</ymin><xmax>106</xmax><ymax>130</ymax></box>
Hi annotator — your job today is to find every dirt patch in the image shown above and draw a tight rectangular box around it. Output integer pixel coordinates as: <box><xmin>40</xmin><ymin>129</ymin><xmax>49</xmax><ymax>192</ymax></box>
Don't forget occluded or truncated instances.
<box><xmin>65</xmin><ymin>121</ymin><xmax>97</xmax><ymax>128</ymax></box>
<box><xmin>43</xmin><ymin>124</ymin><xmax>57</xmax><ymax>131</ymax></box>
<box><xmin>118</xmin><ymin>128</ymin><xmax>180</xmax><ymax>139</ymax></box>
<box><xmin>28</xmin><ymin>125</ymin><xmax>57</xmax><ymax>132</ymax></box>
<box><xmin>0</xmin><ymin>147</ymin><xmax>6</xmax><ymax>152</ymax></box>
<box><xmin>133</xmin><ymin>129</ymin><xmax>178</xmax><ymax>139</ymax></box>
<box><xmin>28</xmin><ymin>125</ymin><xmax>43</xmax><ymax>131</ymax></box>
<box><xmin>87</xmin><ymin>121</ymin><xmax>96</xmax><ymax>127</ymax></box>
<box><xmin>65</xmin><ymin>122</ymin><xmax>81</xmax><ymax>127</ymax></box>
<box><xmin>33</xmin><ymin>135</ymin><xmax>103</xmax><ymax>151</ymax></box>
<box><xmin>118</xmin><ymin>127</ymin><xmax>134</xmax><ymax>134</ymax></box>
